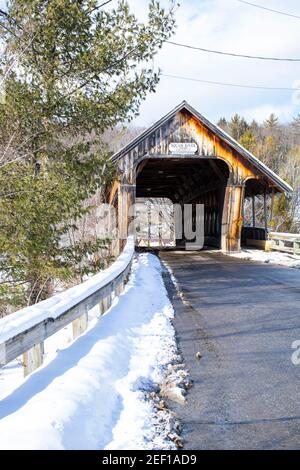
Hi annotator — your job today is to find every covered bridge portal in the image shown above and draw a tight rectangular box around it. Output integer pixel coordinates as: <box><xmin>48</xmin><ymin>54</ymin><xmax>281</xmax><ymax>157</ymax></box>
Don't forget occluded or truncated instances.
<box><xmin>111</xmin><ymin>102</ymin><xmax>292</xmax><ymax>252</ymax></box>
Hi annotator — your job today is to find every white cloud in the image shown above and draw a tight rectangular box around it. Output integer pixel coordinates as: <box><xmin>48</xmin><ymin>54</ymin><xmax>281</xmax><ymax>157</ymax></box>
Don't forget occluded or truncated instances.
<box><xmin>126</xmin><ymin>0</ymin><xmax>300</xmax><ymax>125</ymax></box>
<box><xmin>1</xmin><ymin>0</ymin><xmax>299</xmax><ymax>125</ymax></box>
<box><xmin>241</xmin><ymin>103</ymin><xmax>296</xmax><ymax>123</ymax></box>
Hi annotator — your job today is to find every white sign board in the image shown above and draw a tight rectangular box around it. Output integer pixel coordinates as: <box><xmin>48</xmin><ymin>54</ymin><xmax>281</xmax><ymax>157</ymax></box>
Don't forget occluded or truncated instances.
<box><xmin>169</xmin><ymin>142</ymin><xmax>198</xmax><ymax>155</ymax></box>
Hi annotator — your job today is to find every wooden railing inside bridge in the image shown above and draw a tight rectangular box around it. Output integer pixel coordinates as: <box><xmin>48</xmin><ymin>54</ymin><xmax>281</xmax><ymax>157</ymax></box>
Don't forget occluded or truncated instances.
<box><xmin>0</xmin><ymin>237</ymin><xmax>134</xmax><ymax>377</ymax></box>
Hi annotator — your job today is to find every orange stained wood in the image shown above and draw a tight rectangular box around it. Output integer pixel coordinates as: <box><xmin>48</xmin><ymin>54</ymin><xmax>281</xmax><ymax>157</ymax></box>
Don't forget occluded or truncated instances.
<box><xmin>229</xmin><ymin>186</ymin><xmax>244</xmax><ymax>238</ymax></box>
<box><xmin>108</xmin><ymin>178</ymin><xmax>120</xmax><ymax>205</ymax></box>
<box><xmin>188</xmin><ymin>115</ymin><xmax>259</xmax><ymax>182</ymax></box>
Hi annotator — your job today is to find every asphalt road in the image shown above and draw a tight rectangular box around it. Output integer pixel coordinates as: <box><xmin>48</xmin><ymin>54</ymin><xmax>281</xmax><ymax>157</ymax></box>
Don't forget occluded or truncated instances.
<box><xmin>159</xmin><ymin>250</ymin><xmax>300</xmax><ymax>450</ymax></box>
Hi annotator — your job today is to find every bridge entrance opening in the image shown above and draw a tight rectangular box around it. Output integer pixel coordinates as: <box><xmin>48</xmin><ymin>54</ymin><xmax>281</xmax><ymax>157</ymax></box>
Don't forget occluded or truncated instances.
<box><xmin>135</xmin><ymin>157</ymin><xmax>230</xmax><ymax>249</ymax></box>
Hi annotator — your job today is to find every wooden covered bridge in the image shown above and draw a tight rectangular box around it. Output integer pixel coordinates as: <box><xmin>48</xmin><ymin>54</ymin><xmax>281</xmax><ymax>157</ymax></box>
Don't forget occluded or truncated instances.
<box><xmin>110</xmin><ymin>101</ymin><xmax>292</xmax><ymax>252</ymax></box>
<box><xmin>0</xmin><ymin>102</ymin><xmax>295</xmax><ymax>379</ymax></box>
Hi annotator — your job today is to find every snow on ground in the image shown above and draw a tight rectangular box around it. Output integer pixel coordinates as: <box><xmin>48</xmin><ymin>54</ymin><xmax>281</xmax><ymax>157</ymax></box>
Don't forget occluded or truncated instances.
<box><xmin>0</xmin><ymin>253</ymin><xmax>182</xmax><ymax>450</ymax></box>
<box><xmin>227</xmin><ymin>248</ymin><xmax>300</xmax><ymax>268</ymax></box>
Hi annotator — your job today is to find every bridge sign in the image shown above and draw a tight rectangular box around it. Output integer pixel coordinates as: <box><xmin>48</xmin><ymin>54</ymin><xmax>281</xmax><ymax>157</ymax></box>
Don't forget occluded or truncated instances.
<box><xmin>169</xmin><ymin>142</ymin><xmax>198</xmax><ymax>155</ymax></box>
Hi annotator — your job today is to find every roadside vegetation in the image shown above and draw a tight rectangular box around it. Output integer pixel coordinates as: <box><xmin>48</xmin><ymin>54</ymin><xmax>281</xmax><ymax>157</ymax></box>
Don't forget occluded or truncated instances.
<box><xmin>0</xmin><ymin>0</ymin><xmax>176</xmax><ymax>315</ymax></box>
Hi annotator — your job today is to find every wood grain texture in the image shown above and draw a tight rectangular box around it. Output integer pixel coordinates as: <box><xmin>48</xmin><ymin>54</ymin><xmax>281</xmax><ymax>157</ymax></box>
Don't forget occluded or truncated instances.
<box><xmin>1</xmin><ymin>254</ymin><xmax>133</xmax><ymax>368</ymax></box>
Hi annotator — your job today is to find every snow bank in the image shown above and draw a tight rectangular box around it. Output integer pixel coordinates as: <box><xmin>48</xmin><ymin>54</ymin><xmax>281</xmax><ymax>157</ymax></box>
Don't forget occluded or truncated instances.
<box><xmin>0</xmin><ymin>253</ymin><xmax>178</xmax><ymax>450</ymax></box>
<box><xmin>0</xmin><ymin>237</ymin><xmax>134</xmax><ymax>344</ymax></box>
<box><xmin>227</xmin><ymin>248</ymin><xmax>300</xmax><ymax>268</ymax></box>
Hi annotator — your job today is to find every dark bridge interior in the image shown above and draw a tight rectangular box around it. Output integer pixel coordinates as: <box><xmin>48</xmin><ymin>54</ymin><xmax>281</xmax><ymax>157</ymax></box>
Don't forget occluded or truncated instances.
<box><xmin>136</xmin><ymin>158</ymin><xmax>230</xmax><ymax>248</ymax></box>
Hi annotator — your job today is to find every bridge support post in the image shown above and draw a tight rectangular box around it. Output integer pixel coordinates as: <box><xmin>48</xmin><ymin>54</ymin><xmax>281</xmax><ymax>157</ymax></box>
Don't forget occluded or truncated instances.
<box><xmin>118</xmin><ymin>184</ymin><xmax>136</xmax><ymax>251</ymax></box>
<box><xmin>23</xmin><ymin>342</ymin><xmax>44</xmax><ymax>377</ymax></box>
<box><xmin>174</xmin><ymin>203</ymin><xmax>184</xmax><ymax>248</ymax></box>
<box><xmin>221</xmin><ymin>184</ymin><xmax>245</xmax><ymax>252</ymax></box>
<box><xmin>264</xmin><ymin>191</ymin><xmax>268</xmax><ymax>231</ymax></box>
<box><xmin>252</xmin><ymin>195</ymin><xmax>256</xmax><ymax>228</ymax></box>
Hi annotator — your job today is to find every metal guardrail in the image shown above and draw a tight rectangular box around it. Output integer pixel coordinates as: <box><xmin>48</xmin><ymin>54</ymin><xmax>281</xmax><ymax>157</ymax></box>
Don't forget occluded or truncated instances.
<box><xmin>267</xmin><ymin>232</ymin><xmax>300</xmax><ymax>255</ymax></box>
<box><xmin>0</xmin><ymin>237</ymin><xmax>135</xmax><ymax>376</ymax></box>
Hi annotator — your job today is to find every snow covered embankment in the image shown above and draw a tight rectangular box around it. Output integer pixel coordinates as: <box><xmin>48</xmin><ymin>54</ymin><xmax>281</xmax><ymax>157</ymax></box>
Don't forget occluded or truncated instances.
<box><xmin>0</xmin><ymin>254</ymin><xmax>182</xmax><ymax>450</ymax></box>
<box><xmin>227</xmin><ymin>248</ymin><xmax>300</xmax><ymax>269</ymax></box>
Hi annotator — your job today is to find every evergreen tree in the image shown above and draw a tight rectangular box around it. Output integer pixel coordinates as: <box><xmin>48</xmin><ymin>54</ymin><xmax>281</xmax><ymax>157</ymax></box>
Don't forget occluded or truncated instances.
<box><xmin>230</xmin><ymin>114</ymin><xmax>249</xmax><ymax>141</ymax></box>
<box><xmin>239</xmin><ymin>131</ymin><xmax>257</xmax><ymax>154</ymax></box>
<box><xmin>217</xmin><ymin>117</ymin><xmax>228</xmax><ymax>130</ymax></box>
<box><xmin>0</xmin><ymin>0</ymin><xmax>176</xmax><ymax>308</ymax></box>
<box><xmin>292</xmin><ymin>114</ymin><xmax>300</xmax><ymax>129</ymax></box>
<box><xmin>249</xmin><ymin>119</ymin><xmax>259</xmax><ymax>133</ymax></box>
<box><xmin>264</xmin><ymin>113</ymin><xmax>279</xmax><ymax>129</ymax></box>
<box><xmin>256</xmin><ymin>135</ymin><xmax>278</xmax><ymax>170</ymax></box>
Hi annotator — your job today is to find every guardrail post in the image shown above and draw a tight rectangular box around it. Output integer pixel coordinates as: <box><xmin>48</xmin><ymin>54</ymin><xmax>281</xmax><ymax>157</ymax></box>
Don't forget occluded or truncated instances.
<box><xmin>23</xmin><ymin>342</ymin><xmax>44</xmax><ymax>377</ymax></box>
<box><xmin>99</xmin><ymin>292</ymin><xmax>112</xmax><ymax>315</ymax></box>
<box><xmin>72</xmin><ymin>309</ymin><xmax>88</xmax><ymax>339</ymax></box>
<box><xmin>116</xmin><ymin>281</ymin><xmax>124</xmax><ymax>296</ymax></box>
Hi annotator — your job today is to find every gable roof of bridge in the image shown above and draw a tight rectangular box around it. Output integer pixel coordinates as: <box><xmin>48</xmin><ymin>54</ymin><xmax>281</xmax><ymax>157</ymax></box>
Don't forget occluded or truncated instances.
<box><xmin>112</xmin><ymin>101</ymin><xmax>292</xmax><ymax>194</ymax></box>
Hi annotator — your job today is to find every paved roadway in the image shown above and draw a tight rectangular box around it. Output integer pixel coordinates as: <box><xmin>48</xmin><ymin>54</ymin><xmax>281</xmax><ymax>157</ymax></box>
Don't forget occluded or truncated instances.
<box><xmin>160</xmin><ymin>250</ymin><xmax>300</xmax><ymax>450</ymax></box>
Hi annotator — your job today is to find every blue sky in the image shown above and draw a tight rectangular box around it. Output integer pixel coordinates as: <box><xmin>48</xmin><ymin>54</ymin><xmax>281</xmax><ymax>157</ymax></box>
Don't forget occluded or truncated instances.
<box><xmin>129</xmin><ymin>0</ymin><xmax>300</xmax><ymax>126</ymax></box>
<box><xmin>1</xmin><ymin>0</ymin><xmax>300</xmax><ymax>126</ymax></box>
